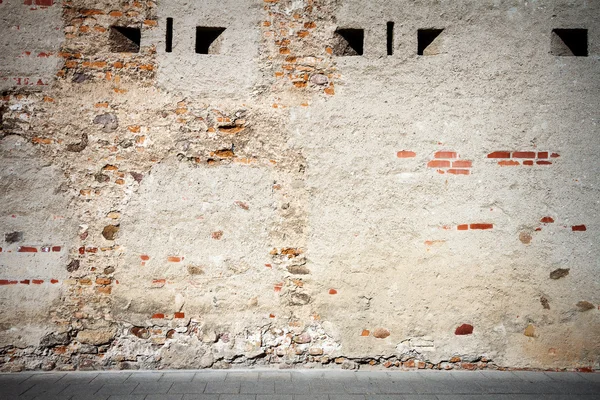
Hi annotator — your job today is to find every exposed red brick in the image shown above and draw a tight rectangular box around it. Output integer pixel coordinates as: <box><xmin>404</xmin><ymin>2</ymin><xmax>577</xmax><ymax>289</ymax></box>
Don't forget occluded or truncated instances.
<box><xmin>151</xmin><ymin>313</ymin><xmax>165</xmax><ymax>319</ymax></box>
<box><xmin>396</xmin><ymin>150</ymin><xmax>416</xmax><ymax>158</ymax></box>
<box><xmin>550</xmin><ymin>153</ymin><xmax>560</xmax><ymax>158</ymax></box>
<box><xmin>523</xmin><ymin>160</ymin><xmax>534</xmax><ymax>166</ymax></box>
<box><xmin>50</xmin><ymin>279</ymin><xmax>59</xmax><ymax>284</ymax></box>
<box><xmin>512</xmin><ymin>151</ymin><xmax>536</xmax><ymax>158</ymax></box>
<box><xmin>541</xmin><ymin>217</ymin><xmax>555</xmax><ymax>223</ymax></box>
<box><xmin>32</xmin><ymin>279</ymin><xmax>43</xmax><ymax>284</ymax></box>
<box><xmin>18</xmin><ymin>246</ymin><xmax>37</xmax><ymax>253</ymax></box>
<box><xmin>427</xmin><ymin>160</ymin><xmax>450</xmax><ymax>168</ymax></box>
<box><xmin>167</xmin><ymin>256</ymin><xmax>182</xmax><ymax>262</ymax></box>
<box><xmin>52</xmin><ymin>246</ymin><xmax>61</xmax><ymax>252</ymax></box>
<box><xmin>140</xmin><ymin>255</ymin><xmax>150</xmax><ymax>261</ymax></box>
<box><xmin>537</xmin><ymin>152</ymin><xmax>549</xmax><ymax>159</ymax></box>
<box><xmin>328</xmin><ymin>289</ymin><xmax>337</xmax><ymax>295</ymax></box>
<box><xmin>0</xmin><ymin>280</ymin><xmax>18</xmax><ymax>285</ymax></box>
<box><xmin>457</xmin><ymin>224</ymin><xmax>469</xmax><ymax>231</ymax></box>
<box><xmin>20</xmin><ymin>279</ymin><xmax>30</xmax><ymax>285</ymax></box>
<box><xmin>361</xmin><ymin>329</ymin><xmax>370</xmax><ymax>336</ymax></box>
<box><xmin>78</xmin><ymin>247</ymin><xmax>85</xmax><ymax>254</ymax></box>
<box><xmin>536</xmin><ymin>161</ymin><xmax>552</xmax><ymax>165</ymax></box>
<box><xmin>452</xmin><ymin>160</ymin><xmax>472</xmax><ymax>168</ymax></box>
<box><xmin>455</xmin><ymin>324</ymin><xmax>474</xmax><ymax>335</ymax></box>
<box><xmin>487</xmin><ymin>151</ymin><xmax>511</xmax><ymax>159</ymax></box>
<box><xmin>448</xmin><ymin>169</ymin><xmax>470</xmax><ymax>175</ymax></box>
<box><xmin>470</xmin><ymin>223</ymin><xmax>493</xmax><ymax>230</ymax></box>
<box><xmin>434</xmin><ymin>151</ymin><xmax>457</xmax><ymax>159</ymax></box>
<box><xmin>572</xmin><ymin>225</ymin><xmax>587</xmax><ymax>231</ymax></box>
<box><xmin>498</xmin><ymin>160</ymin><xmax>520</xmax><ymax>166</ymax></box>
<box><xmin>174</xmin><ymin>312</ymin><xmax>185</xmax><ymax>319</ymax></box>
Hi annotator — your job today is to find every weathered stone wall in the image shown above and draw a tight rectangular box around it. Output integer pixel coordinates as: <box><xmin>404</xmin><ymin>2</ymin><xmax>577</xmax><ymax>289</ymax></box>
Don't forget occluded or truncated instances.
<box><xmin>0</xmin><ymin>0</ymin><xmax>598</xmax><ymax>372</ymax></box>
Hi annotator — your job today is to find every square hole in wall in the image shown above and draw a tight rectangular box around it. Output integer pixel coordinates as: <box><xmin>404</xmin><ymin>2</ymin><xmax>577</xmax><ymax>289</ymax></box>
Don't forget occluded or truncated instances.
<box><xmin>196</xmin><ymin>27</ymin><xmax>226</xmax><ymax>54</ymax></box>
<box><xmin>418</xmin><ymin>29</ymin><xmax>444</xmax><ymax>56</ymax></box>
<box><xmin>551</xmin><ymin>29</ymin><xmax>588</xmax><ymax>56</ymax></box>
<box><xmin>109</xmin><ymin>26</ymin><xmax>141</xmax><ymax>53</ymax></box>
<box><xmin>333</xmin><ymin>28</ymin><xmax>364</xmax><ymax>56</ymax></box>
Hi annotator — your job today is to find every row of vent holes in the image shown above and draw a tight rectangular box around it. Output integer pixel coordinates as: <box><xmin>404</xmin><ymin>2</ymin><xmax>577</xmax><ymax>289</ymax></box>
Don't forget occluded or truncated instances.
<box><xmin>338</xmin><ymin>26</ymin><xmax>588</xmax><ymax>56</ymax></box>
<box><xmin>108</xmin><ymin>23</ymin><xmax>589</xmax><ymax>57</ymax></box>
<box><xmin>110</xmin><ymin>20</ymin><xmax>226</xmax><ymax>54</ymax></box>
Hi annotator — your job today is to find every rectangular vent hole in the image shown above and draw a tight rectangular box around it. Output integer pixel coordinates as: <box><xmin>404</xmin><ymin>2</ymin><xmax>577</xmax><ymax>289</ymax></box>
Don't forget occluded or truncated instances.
<box><xmin>387</xmin><ymin>22</ymin><xmax>394</xmax><ymax>56</ymax></box>
<box><xmin>333</xmin><ymin>28</ymin><xmax>364</xmax><ymax>56</ymax></box>
<box><xmin>195</xmin><ymin>27</ymin><xmax>226</xmax><ymax>54</ymax></box>
<box><xmin>551</xmin><ymin>29</ymin><xmax>588</xmax><ymax>56</ymax></box>
<box><xmin>109</xmin><ymin>26</ymin><xmax>141</xmax><ymax>53</ymax></box>
<box><xmin>418</xmin><ymin>28</ymin><xmax>444</xmax><ymax>56</ymax></box>
<box><xmin>166</xmin><ymin>18</ymin><xmax>173</xmax><ymax>53</ymax></box>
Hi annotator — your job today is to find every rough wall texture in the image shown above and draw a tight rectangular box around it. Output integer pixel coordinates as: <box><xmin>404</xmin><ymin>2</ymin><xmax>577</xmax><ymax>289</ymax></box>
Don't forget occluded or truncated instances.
<box><xmin>0</xmin><ymin>0</ymin><xmax>599</xmax><ymax>372</ymax></box>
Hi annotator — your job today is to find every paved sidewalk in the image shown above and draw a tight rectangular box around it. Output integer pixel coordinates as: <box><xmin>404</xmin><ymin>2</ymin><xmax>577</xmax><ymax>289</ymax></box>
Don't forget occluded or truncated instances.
<box><xmin>1</xmin><ymin>369</ymin><xmax>599</xmax><ymax>400</ymax></box>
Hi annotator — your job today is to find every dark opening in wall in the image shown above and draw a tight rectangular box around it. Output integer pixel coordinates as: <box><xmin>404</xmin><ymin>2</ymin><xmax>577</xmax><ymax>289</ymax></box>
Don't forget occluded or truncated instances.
<box><xmin>166</xmin><ymin>18</ymin><xmax>173</xmax><ymax>53</ymax></box>
<box><xmin>333</xmin><ymin>28</ymin><xmax>364</xmax><ymax>56</ymax></box>
<box><xmin>109</xmin><ymin>26</ymin><xmax>141</xmax><ymax>53</ymax></box>
<box><xmin>195</xmin><ymin>27</ymin><xmax>226</xmax><ymax>54</ymax></box>
<box><xmin>387</xmin><ymin>22</ymin><xmax>394</xmax><ymax>56</ymax></box>
<box><xmin>418</xmin><ymin>29</ymin><xmax>443</xmax><ymax>55</ymax></box>
<box><xmin>551</xmin><ymin>29</ymin><xmax>588</xmax><ymax>56</ymax></box>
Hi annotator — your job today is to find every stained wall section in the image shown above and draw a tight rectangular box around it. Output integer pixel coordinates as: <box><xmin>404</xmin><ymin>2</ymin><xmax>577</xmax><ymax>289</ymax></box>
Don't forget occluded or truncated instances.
<box><xmin>0</xmin><ymin>0</ymin><xmax>598</xmax><ymax>372</ymax></box>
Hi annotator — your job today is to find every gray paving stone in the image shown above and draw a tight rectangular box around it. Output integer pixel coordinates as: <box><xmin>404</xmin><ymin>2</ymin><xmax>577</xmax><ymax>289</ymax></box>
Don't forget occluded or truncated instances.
<box><xmin>386</xmin><ymin>372</ymin><xmax>422</xmax><ymax>382</ymax></box>
<box><xmin>375</xmin><ymin>381</ymin><xmax>416</xmax><ymax>394</ymax></box>
<box><xmin>292</xmin><ymin>396</ymin><xmax>328</xmax><ymax>400</ymax></box>
<box><xmin>543</xmin><ymin>371</ymin><xmax>587</xmax><ymax>382</ymax></box>
<box><xmin>91</xmin><ymin>373</ymin><xmax>133</xmax><ymax>384</ymax></box>
<box><xmin>146</xmin><ymin>395</ymin><xmax>184</xmax><ymax>400</ymax></box>
<box><xmin>356</xmin><ymin>371</ymin><xmax>391</xmax><ymax>381</ymax></box>
<box><xmin>131</xmin><ymin>381</ymin><xmax>174</xmax><ymax>394</ymax></box>
<box><xmin>291</xmin><ymin>371</ymin><xmax>325</xmax><ymax>381</ymax></box>
<box><xmin>70</xmin><ymin>395</ymin><xmax>110</xmax><ymax>400</ymax></box>
<box><xmin>96</xmin><ymin>383</ymin><xmax>139</xmax><ymax>395</ymax></box>
<box><xmin>59</xmin><ymin>383</ymin><xmax>104</xmax><ymax>395</ymax></box>
<box><xmin>478</xmin><ymin>371</ymin><xmax>520</xmax><ymax>381</ymax></box>
<box><xmin>258</xmin><ymin>372</ymin><xmax>292</xmax><ymax>381</ymax></box>
<box><xmin>511</xmin><ymin>371</ymin><xmax>554</xmax><ymax>382</ymax></box>
<box><xmin>125</xmin><ymin>372</ymin><xmax>164</xmax><ymax>382</ymax></box>
<box><xmin>240</xmin><ymin>381</ymin><xmax>276</xmax><ymax>394</ymax></box>
<box><xmin>0</xmin><ymin>372</ymin><xmax>34</xmax><ymax>383</ymax></box>
<box><xmin>256</xmin><ymin>396</ymin><xmax>293</xmax><ymax>400</ymax></box>
<box><xmin>160</xmin><ymin>372</ymin><xmax>197</xmax><ymax>382</ymax></box>
<box><xmin>227</xmin><ymin>372</ymin><xmax>260</xmax><ymax>381</ymax></box>
<box><xmin>366</xmin><ymin>396</ymin><xmax>438</xmax><ymax>400</ymax></box>
<box><xmin>579</xmin><ymin>372</ymin><xmax>600</xmax><ymax>383</ymax></box>
<box><xmin>274</xmin><ymin>381</ymin><xmax>310</xmax><ymax>394</ymax></box>
<box><xmin>345</xmin><ymin>381</ymin><xmax>382</xmax><ymax>394</ymax></box>
<box><xmin>1</xmin><ymin>381</ymin><xmax>35</xmax><ymax>396</ymax></box>
<box><xmin>20</xmin><ymin>382</ymin><xmax>70</xmax><ymax>397</ymax></box>
<box><xmin>412</xmin><ymin>380</ymin><xmax>483</xmax><ymax>394</ymax></box>
<box><xmin>204</xmin><ymin>381</ymin><xmax>241</xmax><ymax>394</ymax></box>
<box><xmin>169</xmin><ymin>381</ymin><xmax>208</xmax><ymax>394</ymax></box>
<box><xmin>418</xmin><ymin>371</ymin><xmax>458</xmax><ymax>381</ymax></box>
<box><xmin>307</xmin><ymin>381</ymin><xmax>346</xmax><ymax>394</ymax></box>
<box><xmin>330</xmin><ymin>395</ymin><xmax>366</xmax><ymax>400</ymax></box>
<box><xmin>219</xmin><ymin>396</ymin><xmax>257</xmax><ymax>400</ymax></box>
<box><xmin>106</xmin><ymin>396</ymin><xmax>146</xmax><ymax>400</ymax></box>
<box><xmin>26</xmin><ymin>373</ymin><xmax>68</xmax><ymax>383</ymax></box>
<box><xmin>58</xmin><ymin>372</ymin><xmax>100</xmax><ymax>384</ymax></box>
<box><xmin>193</xmin><ymin>372</ymin><xmax>229</xmax><ymax>382</ymax></box>
<box><xmin>181</xmin><ymin>395</ymin><xmax>219</xmax><ymax>400</ymax></box>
